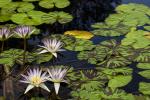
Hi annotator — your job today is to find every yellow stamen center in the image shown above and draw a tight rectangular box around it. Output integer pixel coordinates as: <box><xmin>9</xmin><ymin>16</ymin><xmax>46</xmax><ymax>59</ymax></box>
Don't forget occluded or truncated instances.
<box><xmin>31</xmin><ymin>76</ymin><xmax>42</xmax><ymax>86</ymax></box>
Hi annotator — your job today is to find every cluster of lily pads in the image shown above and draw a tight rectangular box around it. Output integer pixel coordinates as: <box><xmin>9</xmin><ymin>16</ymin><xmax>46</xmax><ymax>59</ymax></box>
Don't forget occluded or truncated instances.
<box><xmin>0</xmin><ymin>0</ymin><xmax>73</xmax><ymax>25</ymax></box>
<box><xmin>0</xmin><ymin>1</ymin><xmax>150</xmax><ymax>100</ymax></box>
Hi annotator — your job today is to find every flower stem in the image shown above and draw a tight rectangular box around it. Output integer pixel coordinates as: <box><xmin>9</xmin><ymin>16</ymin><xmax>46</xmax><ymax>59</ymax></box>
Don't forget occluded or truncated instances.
<box><xmin>1</xmin><ymin>41</ymin><xmax>4</xmax><ymax>52</ymax></box>
<box><xmin>3</xmin><ymin>65</ymin><xmax>14</xmax><ymax>100</ymax></box>
<box><xmin>23</xmin><ymin>39</ymin><xmax>27</xmax><ymax>66</ymax></box>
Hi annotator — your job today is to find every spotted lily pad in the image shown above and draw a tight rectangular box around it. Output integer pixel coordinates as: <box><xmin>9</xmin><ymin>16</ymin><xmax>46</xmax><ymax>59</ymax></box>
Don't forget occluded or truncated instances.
<box><xmin>134</xmin><ymin>47</ymin><xmax>150</xmax><ymax>62</ymax></box>
<box><xmin>42</xmin><ymin>11</ymin><xmax>73</xmax><ymax>24</ymax></box>
<box><xmin>91</xmin><ymin>22</ymin><xmax>130</xmax><ymax>36</ymax></box>
<box><xmin>65</xmin><ymin>38</ymin><xmax>95</xmax><ymax>51</ymax></box>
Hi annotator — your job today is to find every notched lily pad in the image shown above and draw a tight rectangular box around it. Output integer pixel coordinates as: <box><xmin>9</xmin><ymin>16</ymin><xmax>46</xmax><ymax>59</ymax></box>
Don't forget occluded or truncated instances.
<box><xmin>11</xmin><ymin>10</ymin><xmax>46</xmax><ymax>25</ymax></box>
<box><xmin>65</xmin><ymin>38</ymin><xmax>95</xmax><ymax>51</ymax></box>
<box><xmin>91</xmin><ymin>22</ymin><xmax>130</xmax><ymax>36</ymax></box>
<box><xmin>42</xmin><ymin>11</ymin><xmax>73</xmax><ymax>24</ymax></box>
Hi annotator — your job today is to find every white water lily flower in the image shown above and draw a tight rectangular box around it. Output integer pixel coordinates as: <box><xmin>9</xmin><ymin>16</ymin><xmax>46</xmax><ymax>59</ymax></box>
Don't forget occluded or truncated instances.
<box><xmin>20</xmin><ymin>68</ymin><xmax>50</xmax><ymax>94</ymax></box>
<box><xmin>38</xmin><ymin>39</ymin><xmax>65</xmax><ymax>58</ymax></box>
<box><xmin>13</xmin><ymin>25</ymin><xmax>35</xmax><ymax>38</ymax></box>
<box><xmin>47</xmin><ymin>67</ymin><xmax>68</xmax><ymax>94</ymax></box>
<box><xmin>0</xmin><ymin>27</ymin><xmax>12</xmax><ymax>40</ymax></box>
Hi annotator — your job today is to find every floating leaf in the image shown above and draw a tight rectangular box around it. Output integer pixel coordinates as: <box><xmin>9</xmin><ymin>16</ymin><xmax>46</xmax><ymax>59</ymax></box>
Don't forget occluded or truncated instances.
<box><xmin>39</xmin><ymin>0</ymin><xmax>70</xmax><ymax>9</ymax></box>
<box><xmin>137</xmin><ymin>63</ymin><xmax>150</xmax><ymax>69</ymax></box>
<box><xmin>78</xmin><ymin>40</ymin><xmax>134</xmax><ymax>66</ymax></box>
<box><xmin>0</xmin><ymin>49</ymin><xmax>24</xmax><ymax>66</ymax></box>
<box><xmin>57</xmin><ymin>11</ymin><xmax>73</xmax><ymax>24</ymax></box>
<box><xmin>23</xmin><ymin>0</ymin><xmax>39</xmax><ymax>1</ymax></box>
<box><xmin>101</xmin><ymin>67</ymin><xmax>133</xmax><ymax>76</ymax></box>
<box><xmin>101</xmin><ymin>56</ymin><xmax>131</xmax><ymax>68</ymax></box>
<box><xmin>11</xmin><ymin>11</ymin><xmax>46</xmax><ymax>25</ymax></box>
<box><xmin>138</xmin><ymin>70</ymin><xmax>150</xmax><ymax>79</ymax></box>
<box><xmin>100</xmin><ymin>89</ymin><xmax>135</xmax><ymax>100</ymax></box>
<box><xmin>134</xmin><ymin>47</ymin><xmax>150</xmax><ymax>62</ymax></box>
<box><xmin>42</xmin><ymin>11</ymin><xmax>73</xmax><ymax>24</ymax></box>
<box><xmin>41</xmin><ymin>12</ymin><xmax>57</xmax><ymax>24</ymax></box>
<box><xmin>112</xmin><ymin>3</ymin><xmax>150</xmax><ymax>27</ymax></box>
<box><xmin>39</xmin><ymin>0</ymin><xmax>54</xmax><ymax>9</ymax></box>
<box><xmin>17</xmin><ymin>2</ymin><xmax>35</xmax><ymax>12</ymax></box>
<box><xmin>121</xmin><ymin>29</ymin><xmax>150</xmax><ymax>49</ymax></box>
<box><xmin>91</xmin><ymin>23</ymin><xmax>130</xmax><ymax>36</ymax></box>
<box><xmin>108</xmin><ymin>75</ymin><xmax>132</xmax><ymax>90</ymax></box>
<box><xmin>139</xmin><ymin>82</ymin><xmax>150</xmax><ymax>95</ymax></box>
<box><xmin>65</xmin><ymin>38</ymin><xmax>95</xmax><ymax>51</ymax></box>
<box><xmin>30</xmin><ymin>52</ymin><xmax>53</xmax><ymax>64</ymax></box>
<box><xmin>64</xmin><ymin>30</ymin><xmax>94</xmax><ymax>39</ymax></box>
<box><xmin>144</xmin><ymin>26</ymin><xmax>150</xmax><ymax>31</ymax></box>
<box><xmin>0</xmin><ymin>15</ymin><xmax>11</xmax><ymax>22</ymax></box>
<box><xmin>1</xmin><ymin>2</ymin><xmax>18</xmax><ymax>14</ymax></box>
<box><xmin>78</xmin><ymin>50</ymin><xmax>105</xmax><ymax>64</ymax></box>
<box><xmin>0</xmin><ymin>0</ymin><xmax>11</xmax><ymax>7</ymax></box>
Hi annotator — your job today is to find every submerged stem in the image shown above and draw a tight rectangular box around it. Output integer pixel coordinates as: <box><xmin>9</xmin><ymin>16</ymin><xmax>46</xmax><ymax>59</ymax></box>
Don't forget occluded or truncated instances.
<box><xmin>3</xmin><ymin>65</ymin><xmax>14</xmax><ymax>100</ymax></box>
<box><xmin>23</xmin><ymin>39</ymin><xmax>27</xmax><ymax>66</ymax></box>
<box><xmin>1</xmin><ymin>41</ymin><xmax>4</xmax><ymax>52</ymax></box>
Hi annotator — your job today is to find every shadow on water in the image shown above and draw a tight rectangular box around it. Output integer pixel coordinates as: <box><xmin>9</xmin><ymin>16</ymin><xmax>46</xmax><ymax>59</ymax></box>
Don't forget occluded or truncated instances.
<box><xmin>123</xmin><ymin>62</ymin><xmax>150</xmax><ymax>94</ymax></box>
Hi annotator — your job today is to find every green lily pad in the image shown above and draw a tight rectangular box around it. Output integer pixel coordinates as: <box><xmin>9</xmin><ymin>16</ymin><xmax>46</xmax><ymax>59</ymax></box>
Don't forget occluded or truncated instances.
<box><xmin>138</xmin><ymin>70</ymin><xmax>150</xmax><ymax>79</ymax></box>
<box><xmin>0</xmin><ymin>0</ymin><xmax>11</xmax><ymax>7</ymax></box>
<box><xmin>121</xmin><ymin>28</ymin><xmax>150</xmax><ymax>49</ymax></box>
<box><xmin>42</xmin><ymin>11</ymin><xmax>73</xmax><ymax>24</ymax></box>
<box><xmin>0</xmin><ymin>49</ymin><xmax>24</xmax><ymax>66</ymax></box>
<box><xmin>134</xmin><ymin>47</ymin><xmax>150</xmax><ymax>62</ymax></box>
<box><xmin>144</xmin><ymin>26</ymin><xmax>150</xmax><ymax>31</ymax></box>
<box><xmin>0</xmin><ymin>14</ymin><xmax>11</xmax><ymax>22</ymax></box>
<box><xmin>65</xmin><ymin>38</ymin><xmax>95</xmax><ymax>51</ymax></box>
<box><xmin>17</xmin><ymin>2</ymin><xmax>35</xmax><ymax>12</ymax></box>
<box><xmin>137</xmin><ymin>63</ymin><xmax>150</xmax><ymax>69</ymax></box>
<box><xmin>23</xmin><ymin>0</ymin><xmax>39</xmax><ymax>1</ymax></box>
<box><xmin>139</xmin><ymin>82</ymin><xmax>150</xmax><ymax>95</ymax></box>
<box><xmin>101</xmin><ymin>67</ymin><xmax>133</xmax><ymax>75</ymax></box>
<box><xmin>91</xmin><ymin>22</ymin><xmax>130</xmax><ymax>36</ymax></box>
<box><xmin>108</xmin><ymin>75</ymin><xmax>132</xmax><ymax>90</ymax></box>
<box><xmin>39</xmin><ymin>0</ymin><xmax>70</xmax><ymax>9</ymax></box>
<box><xmin>11</xmin><ymin>11</ymin><xmax>46</xmax><ymax>25</ymax></box>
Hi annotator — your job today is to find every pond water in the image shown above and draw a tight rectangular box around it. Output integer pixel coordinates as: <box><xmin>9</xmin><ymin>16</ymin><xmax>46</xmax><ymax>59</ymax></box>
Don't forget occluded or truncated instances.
<box><xmin>0</xmin><ymin>0</ymin><xmax>150</xmax><ymax>100</ymax></box>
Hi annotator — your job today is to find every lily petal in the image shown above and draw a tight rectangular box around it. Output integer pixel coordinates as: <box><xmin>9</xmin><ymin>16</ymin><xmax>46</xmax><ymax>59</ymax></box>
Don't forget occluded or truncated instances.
<box><xmin>24</xmin><ymin>84</ymin><xmax>34</xmax><ymax>94</ymax></box>
<box><xmin>52</xmin><ymin>52</ymin><xmax>57</xmax><ymax>58</ymax></box>
<box><xmin>40</xmin><ymin>83</ymin><xmax>50</xmax><ymax>92</ymax></box>
<box><xmin>54</xmin><ymin>83</ymin><xmax>60</xmax><ymax>95</ymax></box>
<box><xmin>39</xmin><ymin>50</ymin><xmax>48</xmax><ymax>54</ymax></box>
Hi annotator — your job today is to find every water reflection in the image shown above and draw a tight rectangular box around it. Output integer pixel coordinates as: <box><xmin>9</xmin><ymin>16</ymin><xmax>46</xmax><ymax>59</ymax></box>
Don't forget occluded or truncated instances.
<box><xmin>42</xmin><ymin>0</ymin><xmax>121</xmax><ymax>33</ymax></box>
